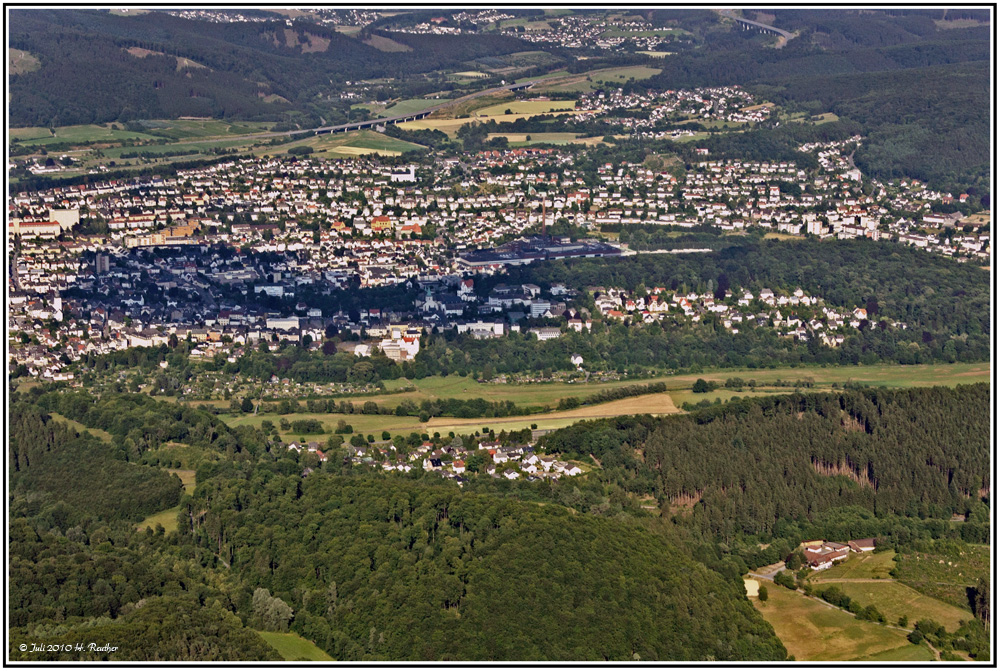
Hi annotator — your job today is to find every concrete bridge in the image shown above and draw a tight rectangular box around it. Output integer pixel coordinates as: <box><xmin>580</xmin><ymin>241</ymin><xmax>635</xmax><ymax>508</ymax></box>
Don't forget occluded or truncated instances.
<box><xmin>315</xmin><ymin>80</ymin><xmax>537</xmax><ymax>135</ymax></box>
<box><xmin>718</xmin><ymin>9</ymin><xmax>795</xmax><ymax>46</ymax></box>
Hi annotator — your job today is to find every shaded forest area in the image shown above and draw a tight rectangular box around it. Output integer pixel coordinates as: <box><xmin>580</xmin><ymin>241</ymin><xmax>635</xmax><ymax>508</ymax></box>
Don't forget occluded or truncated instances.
<box><xmin>541</xmin><ymin>384</ymin><xmax>990</xmax><ymax>542</ymax></box>
<box><xmin>8</xmin><ymin>9</ymin><xmax>534</xmax><ymax>127</ymax></box>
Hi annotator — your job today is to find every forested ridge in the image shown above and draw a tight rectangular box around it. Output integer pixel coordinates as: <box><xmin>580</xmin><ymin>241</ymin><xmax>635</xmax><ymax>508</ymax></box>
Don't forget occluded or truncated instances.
<box><xmin>8</xmin><ymin>9</ymin><xmax>534</xmax><ymax>127</ymax></box>
<box><xmin>182</xmin><ymin>475</ymin><xmax>786</xmax><ymax>661</ymax></box>
<box><xmin>7</xmin><ymin>381</ymin><xmax>990</xmax><ymax>660</ymax></box>
<box><xmin>7</xmin><ymin>389</ymin><xmax>788</xmax><ymax>661</ymax></box>
<box><xmin>542</xmin><ymin>384</ymin><xmax>990</xmax><ymax>541</ymax></box>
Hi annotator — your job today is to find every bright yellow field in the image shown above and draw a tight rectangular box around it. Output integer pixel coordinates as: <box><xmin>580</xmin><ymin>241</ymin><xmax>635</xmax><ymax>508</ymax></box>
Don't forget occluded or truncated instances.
<box><xmin>474</xmin><ymin>100</ymin><xmax>577</xmax><ymax>116</ymax></box>
<box><xmin>398</xmin><ymin>110</ymin><xmax>586</xmax><ymax>136</ymax></box>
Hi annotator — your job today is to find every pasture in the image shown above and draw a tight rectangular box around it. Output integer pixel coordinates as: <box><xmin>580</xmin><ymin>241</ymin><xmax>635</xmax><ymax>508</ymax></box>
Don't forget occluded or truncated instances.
<box><xmin>809</xmin><ymin>551</ymin><xmax>896</xmax><ymax>581</ymax></box>
<box><xmin>256</xmin><ymin>631</ymin><xmax>334</xmax><ymax>661</ymax></box>
<box><xmin>831</xmin><ymin>582</ymin><xmax>972</xmax><ymax>632</ymax></box>
<box><xmin>136</xmin><ymin>468</ymin><xmax>195</xmax><ymax>533</ymax></box>
<box><xmin>11</xmin><ymin>124</ymin><xmax>162</xmax><ymax>146</ymax></box>
<box><xmin>753</xmin><ymin>582</ymin><xmax>933</xmax><ymax>661</ymax></box>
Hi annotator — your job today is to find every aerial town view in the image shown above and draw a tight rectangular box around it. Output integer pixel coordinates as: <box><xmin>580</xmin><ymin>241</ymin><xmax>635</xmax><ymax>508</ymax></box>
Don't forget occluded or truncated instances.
<box><xmin>6</xmin><ymin>6</ymin><xmax>992</xmax><ymax>664</ymax></box>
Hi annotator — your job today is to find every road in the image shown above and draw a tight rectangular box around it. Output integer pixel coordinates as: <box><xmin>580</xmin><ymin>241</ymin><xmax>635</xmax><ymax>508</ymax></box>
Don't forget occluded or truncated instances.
<box><xmin>181</xmin><ymin>79</ymin><xmax>539</xmax><ymax>146</ymax></box>
<box><xmin>717</xmin><ymin>9</ymin><xmax>795</xmax><ymax>48</ymax></box>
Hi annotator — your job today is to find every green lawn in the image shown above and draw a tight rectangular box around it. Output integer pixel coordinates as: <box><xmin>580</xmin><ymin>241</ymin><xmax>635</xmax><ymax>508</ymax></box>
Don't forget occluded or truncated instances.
<box><xmin>137</xmin><ymin>506</ymin><xmax>180</xmax><ymax>533</ymax></box>
<box><xmin>753</xmin><ymin>582</ymin><xmax>933</xmax><ymax>661</ymax></box>
<box><xmin>256</xmin><ymin>631</ymin><xmax>333</xmax><ymax>661</ymax></box>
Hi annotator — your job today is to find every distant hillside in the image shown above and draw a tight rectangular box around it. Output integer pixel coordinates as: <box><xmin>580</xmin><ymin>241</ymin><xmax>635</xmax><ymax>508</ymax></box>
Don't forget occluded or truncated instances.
<box><xmin>7</xmin><ymin>9</ymin><xmax>533</xmax><ymax>127</ymax></box>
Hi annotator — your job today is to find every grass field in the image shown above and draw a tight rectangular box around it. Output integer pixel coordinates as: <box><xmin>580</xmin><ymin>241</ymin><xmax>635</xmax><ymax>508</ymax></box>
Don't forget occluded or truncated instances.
<box><xmin>831</xmin><ymin>582</ymin><xmax>972</xmax><ymax>632</ymax></box>
<box><xmin>11</xmin><ymin>124</ymin><xmax>163</xmax><ymax>146</ymax></box>
<box><xmin>809</xmin><ymin>551</ymin><xmax>897</xmax><ymax>581</ymax></box>
<box><xmin>168</xmin><ymin>468</ymin><xmax>197</xmax><ymax>495</ymax></box>
<box><xmin>534</xmin><ymin>66</ymin><xmax>662</xmax><ymax>93</ymax></box>
<box><xmin>486</xmin><ymin>132</ymin><xmax>604</xmax><ymax>147</ymax></box>
<box><xmin>255</xmin><ymin>130</ymin><xmax>425</xmax><ymax>158</ymax></box>
<box><xmin>754</xmin><ymin>582</ymin><xmax>933</xmax><ymax>661</ymax></box>
<box><xmin>48</xmin><ymin>412</ymin><xmax>114</xmax><ymax>442</ymax></box>
<box><xmin>136</xmin><ymin>468</ymin><xmax>195</xmax><ymax>533</ymax></box>
<box><xmin>639</xmin><ymin>51</ymin><xmax>674</xmax><ymax>58</ymax></box>
<box><xmin>223</xmin><ymin>391</ymin><xmax>680</xmax><ymax>442</ymax></box>
<box><xmin>474</xmin><ymin>100</ymin><xmax>577</xmax><ymax>116</ymax></box>
<box><xmin>256</xmin><ymin>631</ymin><xmax>334</xmax><ymax>661</ymax></box>
<box><xmin>137</xmin><ymin>506</ymin><xmax>181</xmax><ymax>533</ymax></box>
<box><xmin>366</xmin><ymin>98</ymin><xmax>445</xmax><ymax>118</ymax></box>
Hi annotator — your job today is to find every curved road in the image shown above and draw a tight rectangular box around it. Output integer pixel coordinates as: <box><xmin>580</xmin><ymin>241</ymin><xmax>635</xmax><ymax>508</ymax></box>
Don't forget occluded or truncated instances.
<box><xmin>182</xmin><ymin>80</ymin><xmax>538</xmax><ymax>145</ymax></box>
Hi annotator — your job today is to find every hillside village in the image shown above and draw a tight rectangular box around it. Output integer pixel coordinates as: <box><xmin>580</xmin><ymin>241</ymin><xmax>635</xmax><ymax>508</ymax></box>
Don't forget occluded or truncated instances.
<box><xmin>287</xmin><ymin>435</ymin><xmax>586</xmax><ymax>486</ymax></box>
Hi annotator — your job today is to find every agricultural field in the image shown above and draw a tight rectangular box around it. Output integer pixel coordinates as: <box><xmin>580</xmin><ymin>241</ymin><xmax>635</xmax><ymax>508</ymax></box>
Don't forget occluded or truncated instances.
<box><xmin>256</xmin><ymin>130</ymin><xmax>426</xmax><ymax>158</ymax></box>
<box><xmin>892</xmin><ymin>543</ymin><xmax>989</xmax><ymax>612</ymax></box>
<box><xmin>475</xmin><ymin>100</ymin><xmax>577</xmax><ymax>116</ymax></box>
<box><xmin>398</xmin><ymin>110</ymin><xmax>584</xmax><ymax>136</ymax></box>
<box><xmin>533</xmin><ymin>66</ymin><xmax>662</xmax><ymax>93</ymax></box>
<box><xmin>753</xmin><ymin>582</ymin><xmax>933</xmax><ymax>661</ymax></box>
<box><xmin>487</xmin><ymin>132</ymin><xmax>604</xmax><ymax>147</ymax></box>
<box><xmin>256</xmin><ymin>631</ymin><xmax>334</xmax><ymax>661</ymax></box>
<box><xmin>10</xmin><ymin>124</ymin><xmax>163</xmax><ymax>146</ymax></box>
<box><xmin>222</xmin><ymin>391</ymin><xmax>679</xmax><ymax>442</ymax></box>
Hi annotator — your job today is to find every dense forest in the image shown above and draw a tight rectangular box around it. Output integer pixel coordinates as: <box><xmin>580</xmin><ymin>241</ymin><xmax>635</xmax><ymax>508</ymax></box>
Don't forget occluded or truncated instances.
<box><xmin>7</xmin><ymin>391</ymin><xmax>788</xmax><ymax>661</ymax></box>
<box><xmin>542</xmin><ymin>384</ymin><xmax>990</xmax><ymax>542</ymax></box>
